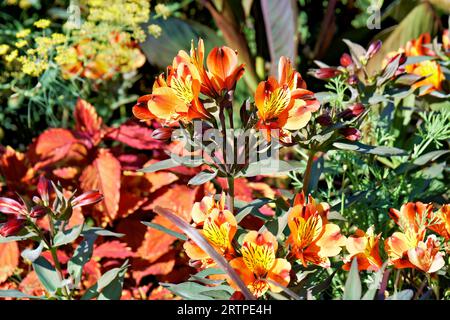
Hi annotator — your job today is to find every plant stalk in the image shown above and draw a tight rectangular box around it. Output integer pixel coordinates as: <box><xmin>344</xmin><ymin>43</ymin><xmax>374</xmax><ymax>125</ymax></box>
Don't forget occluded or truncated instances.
<box><xmin>302</xmin><ymin>150</ymin><xmax>316</xmax><ymax>195</ymax></box>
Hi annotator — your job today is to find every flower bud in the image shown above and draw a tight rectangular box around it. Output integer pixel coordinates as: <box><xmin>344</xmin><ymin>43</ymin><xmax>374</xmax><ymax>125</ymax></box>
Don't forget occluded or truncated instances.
<box><xmin>0</xmin><ymin>217</ymin><xmax>25</xmax><ymax>237</ymax></box>
<box><xmin>71</xmin><ymin>190</ymin><xmax>104</xmax><ymax>208</ymax></box>
<box><xmin>316</xmin><ymin>114</ymin><xmax>333</xmax><ymax>127</ymax></box>
<box><xmin>348</xmin><ymin>75</ymin><xmax>359</xmax><ymax>85</ymax></box>
<box><xmin>151</xmin><ymin>127</ymin><xmax>173</xmax><ymax>141</ymax></box>
<box><xmin>366</xmin><ymin>40</ymin><xmax>382</xmax><ymax>59</ymax></box>
<box><xmin>37</xmin><ymin>175</ymin><xmax>51</xmax><ymax>204</ymax></box>
<box><xmin>310</xmin><ymin>67</ymin><xmax>341</xmax><ymax>80</ymax></box>
<box><xmin>29</xmin><ymin>205</ymin><xmax>49</xmax><ymax>219</ymax></box>
<box><xmin>338</xmin><ymin>103</ymin><xmax>365</xmax><ymax>121</ymax></box>
<box><xmin>339</xmin><ymin>128</ymin><xmax>361</xmax><ymax>141</ymax></box>
<box><xmin>340</xmin><ymin>53</ymin><xmax>353</xmax><ymax>67</ymax></box>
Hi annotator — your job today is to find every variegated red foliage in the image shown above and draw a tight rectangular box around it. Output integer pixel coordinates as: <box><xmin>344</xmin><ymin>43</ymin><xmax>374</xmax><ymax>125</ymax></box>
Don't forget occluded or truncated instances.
<box><xmin>0</xmin><ymin>242</ymin><xmax>19</xmax><ymax>283</ymax></box>
<box><xmin>0</xmin><ymin>98</ymin><xmax>282</xmax><ymax>299</ymax></box>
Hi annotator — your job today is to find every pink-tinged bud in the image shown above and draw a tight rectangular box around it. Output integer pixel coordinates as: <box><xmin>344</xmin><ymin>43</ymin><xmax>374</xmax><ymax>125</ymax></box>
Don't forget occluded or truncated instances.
<box><xmin>29</xmin><ymin>205</ymin><xmax>48</xmax><ymax>219</ymax></box>
<box><xmin>230</xmin><ymin>291</ymin><xmax>246</xmax><ymax>300</ymax></box>
<box><xmin>338</xmin><ymin>103</ymin><xmax>365</xmax><ymax>121</ymax></box>
<box><xmin>37</xmin><ymin>175</ymin><xmax>51</xmax><ymax>204</ymax></box>
<box><xmin>0</xmin><ymin>217</ymin><xmax>25</xmax><ymax>237</ymax></box>
<box><xmin>0</xmin><ymin>197</ymin><xmax>26</xmax><ymax>215</ymax></box>
<box><xmin>367</xmin><ymin>40</ymin><xmax>382</xmax><ymax>59</ymax></box>
<box><xmin>340</xmin><ymin>128</ymin><xmax>361</xmax><ymax>141</ymax></box>
<box><xmin>151</xmin><ymin>127</ymin><xmax>173</xmax><ymax>141</ymax></box>
<box><xmin>348</xmin><ymin>75</ymin><xmax>359</xmax><ymax>85</ymax></box>
<box><xmin>316</xmin><ymin>114</ymin><xmax>333</xmax><ymax>127</ymax></box>
<box><xmin>340</xmin><ymin>53</ymin><xmax>353</xmax><ymax>67</ymax></box>
<box><xmin>310</xmin><ymin>68</ymin><xmax>341</xmax><ymax>80</ymax></box>
<box><xmin>71</xmin><ymin>190</ymin><xmax>104</xmax><ymax>208</ymax></box>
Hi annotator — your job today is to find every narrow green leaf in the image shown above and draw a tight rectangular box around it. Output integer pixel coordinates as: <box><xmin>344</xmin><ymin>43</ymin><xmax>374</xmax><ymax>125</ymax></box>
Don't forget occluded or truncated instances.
<box><xmin>141</xmin><ymin>221</ymin><xmax>188</xmax><ymax>241</ymax></box>
<box><xmin>343</xmin><ymin>259</ymin><xmax>362</xmax><ymax>300</ymax></box>
<box><xmin>188</xmin><ymin>169</ymin><xmax>217</xmax><ymax>186</ymax></box>
<box><xmin>138</xmin><ymin>158</ymin><xmax>180</xmax><ymax>173</ymax></box>
<box><xmin>0</xmin><ymin>290</ymin><xmax>45</xmax><ymax>300</ymax></box>
<box><xmin>333</xmin><ymin>142</ymin><xmax>407</xmax><ymax>156</ymax></box>
<box><xmin>53</xmin><ymin>224</ymin><xmax>84</xmax><ymax>247</ymax></box>
<box><xmin>32</xmin><ymin>256</ymin><xmax>62</xmax><ymax>295</ymax></box>
<box><xmin>68</xmin><ymin>233</ymin><xmax>97</xmax><ymax>287</ymax></box>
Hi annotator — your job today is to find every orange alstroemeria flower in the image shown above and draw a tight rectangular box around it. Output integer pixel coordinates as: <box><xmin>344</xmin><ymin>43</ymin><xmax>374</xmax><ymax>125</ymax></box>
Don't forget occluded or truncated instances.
<box><xmin>389</xmin><ymin>201</ymin><xmax>432</xmax><ymax>238</ymax></box>
<box><xmin>183</xmin><ymin>194</ymin><xmax>237</xmax><ymax>268</ymax></box>
<box><xmin>255</xmin><ymin>57</ymin><xmax>320</xmax><ymax>141</ymax></box>
<box><xmin>343</xmin><ymin>226</ymin><xmax>383</xmax><ymax>271</ymax></box>
<box><xmin>428</xmin><ymin>204</ymin><xmax>450</xmax><ymax>241</ymax></box>
<box><xmin>385</xmin><ymin>229</ymin><xmax>421</xmax><ymax>269</ymax></box>
<box><xmin>228</xmin><ymin>230</ymin><xmax>291</xmax><ymax>298</ymax></box>
<box><xmin>133</xmin><ymin>53</ymin><xmax>209</xmax><ymax>124</ymax></box>
<box><xmin>287</xmin><ymin>192</ymin><xmax>346</xmax><ymax>268</ymax></box>
<box><xmin>178</xmin><ymin>39</ymin><xmax>245</xmax><ymax>98</ymax></box>
<box><xmin>407</xmin><ymin>235</ymin><xmax>445</xmax><ymax>273</ymax></box>
<box><xmin>402</xmin><ymin>33</ymin><xmax>443</xmax><ymax>95</ymax></box>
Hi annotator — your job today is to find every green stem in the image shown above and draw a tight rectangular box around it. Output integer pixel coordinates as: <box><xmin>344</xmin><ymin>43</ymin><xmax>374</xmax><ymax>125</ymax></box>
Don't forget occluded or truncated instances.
<box><xmin>227</xmin><ymin>175</ymin><xmax>235</xmax><ymax>214</ymax></box>
<box><xmin>302</xmin><ymin>150</ymin><xmax>316</xmax><ymax>195</ymax></box>
<box><xmin>48</xmin><ymin>217</ymin><xmax>71</xmax><ymax>300</ymax></box>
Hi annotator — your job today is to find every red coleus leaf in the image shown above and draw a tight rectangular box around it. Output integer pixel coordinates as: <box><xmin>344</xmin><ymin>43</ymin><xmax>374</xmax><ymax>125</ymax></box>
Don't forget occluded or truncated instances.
<box><xmin>0</xmin><ymin>242</ymin><xmax>19</xmax><ymax>283</ymax></box>
<box><xmin>118</xmin><ymin>191</ymin><xmax>147</xmax><ymax>219</ymax></box>
<box><xmin>137</xmin><ymin>217</ymin><xmax>177</xmax><ymax>263</ymax></box>
<box><xmin>34</xmin><ymin>128</ymin><xmax>78</xmax><ymax>162</ymax></box>
<box><xmin>93</xmin><ymin>240</ymin><xmax>135</xmax><ymax>259</ymax></box>
<box><xmin>116</xmin><ymin>219</ymin><xmax>148</xmax><ymax>251</ymax></box>
<box><xmin>105</xmin><ymin>120</ymin><xmax>164</xmax><ymax>150</ymax></box>
<box><xmin>80</xmin><ymin>149</ymin><xmax>121</xmax><ymax>223</ymax></box>
<box><xmin>74</xmin><ymin>98</ymin><xmax>103</xmax><ymax>144</ymax></box>
<box><xmin>19</xmin><ymin>271</ymin><xmax>46</xmax><ymax>297</ymax></box>
<box><xmin>132</xmin><ymin>251</ymin><xmax>176</xmax><ymax>285</ymax></box>
<box><xmin>0</xmin><ymin>146</ymin><xmax>34</xmax><ymax>187</ymax></box>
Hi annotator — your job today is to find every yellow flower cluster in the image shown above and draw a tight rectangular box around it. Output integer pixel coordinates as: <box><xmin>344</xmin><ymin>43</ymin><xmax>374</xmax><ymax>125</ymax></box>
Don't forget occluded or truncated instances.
<box><xmin>1</xmin><ymin>0</ymin><xmax>151</xmax><ymax>79</ymax></box>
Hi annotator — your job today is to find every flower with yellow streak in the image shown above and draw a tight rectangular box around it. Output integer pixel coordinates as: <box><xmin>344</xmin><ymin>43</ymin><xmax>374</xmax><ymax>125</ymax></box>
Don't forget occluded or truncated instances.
<box><xmin>388</xmin><ymin>201</ymin><xmax>431</xmax><ymax>239</ymax></box>
<box><xmin>427</xmin><ymin>204</ymin><xmax>450</xmax><ymax>241</ymax></box>
<box><xmin>287</xmin><ymin>192</ymin><xmax>346</xmax><ymax>268</ymax></box>
<box><xmin>407</xmin><ymin>235</ymin><xmax>445</xmax><ymax>273</ymax></box>
<box><xmin>178</xmin><ymin>39</ymin><xmax>245</xmax><ymax>98</ymax></box>
<box><xmin>133</xmin><ymin>51</ymin><xmax>209</xmax><ymax>124</ymax></box>
<box><xmin>255</xmin><ymin>56</ymin><xmax>320</xmax><ymax>141</ymax></box>
<box><xmin>343</xmin><ymin>226</ymin><xmax>383</xmax><ymax>271</ymax></box>
<box><xmin>385</xmin><ymin>201</ymin><xmax>445</xmax><ymax>272</ymax></box>
<box><xmin>400</xmin><ymin>33</ymin><xmax>444</xmax><ymax>95</ymax></box>
<box><xmin>183</xmin><ymin>195</ymin><xmax>237</xmax><ymax>268</ymax></box>
<box><xmin>228</xmin><ymin>230</ymin><xmax>291</xmax><ymax>298</ymax></box>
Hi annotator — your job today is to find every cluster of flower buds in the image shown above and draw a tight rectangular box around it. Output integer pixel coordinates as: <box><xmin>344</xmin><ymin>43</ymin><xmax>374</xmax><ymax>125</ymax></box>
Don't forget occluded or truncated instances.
<box><xmin>309</xmin><ymin>40</ymin><xmax>390</xmax><ymax>86</ymax></box>
<box><xmin>315</xmin><ymin>102</ymin><xmax>366</xmax><ymax>142</ymax></box>
<box><xmin>0</xmin><ymin>176</ymin><xmax>103</xmax><ymax>237</ymax></box>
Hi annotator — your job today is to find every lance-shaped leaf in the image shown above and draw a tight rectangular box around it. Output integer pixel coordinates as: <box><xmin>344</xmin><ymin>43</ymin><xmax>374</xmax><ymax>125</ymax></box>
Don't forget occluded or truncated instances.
<box><xmin>153</xmin><ymin>206</ymin><xmax>255</xmax><ymax>300</ymax></box>
<box><xmin>68</xmin><ymin>233</ymin><xmax>97</xmax><ymax>287</ymax></box>
<box><xmin>343</xmin><ymin>259</ymin><xmax>362</xmax><ymax>300</ymax></box>
<box><xmin>82</xmin><ymin>260</ymin><xmax>129</xmax><ymax>300</ymax></box>
<box><xmin>141</xmin><ymin>221</ymin><xmax>188</xmax><ymax>241</ymax></box>
<box><xmin>260</xmin><ymin>0</ymin><xmax>297</xmax><ymax>75</ymax></box>
<box><xmin>188</xmin><ymin>169</ymin><xmax>217</xmax><ymax>186</ymax></box>
<box><xmin>53</xmin><ymin>224</ymin><xmax>84</xmax><ymax>247</ymax></box>
<box><xmin>0</xmin><ymin>290</ymin><xmax>44</xmax><ymax>300</ymax></box>
<box><xmin>21</xmin><ymin>241</ymin><xmax>44</xmax><ymax>263</ymax></box>
<box><xmin>138</xmin><ymin>158</ymin><xmax>181</xmax><ymax>173</ymax></box>
<box><xmin>333</xmin><ymin>142</ymin><xmax>407</xmax><ymax>156</ymax></box>
<box><xmin>161</xmin><ymin>282</ymin><xmax>234</xmax><ymax>300</ymax></box>
<box><xmin>32</xmin><ymin>256</ymin><xmax>62</xmax><ymax>296</ymax></box>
